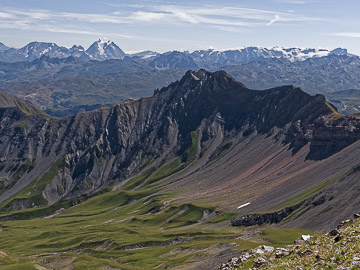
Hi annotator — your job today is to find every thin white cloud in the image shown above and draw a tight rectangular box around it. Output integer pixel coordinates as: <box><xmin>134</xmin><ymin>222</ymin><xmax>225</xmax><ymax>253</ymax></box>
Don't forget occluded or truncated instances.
<box><xmin>0</xmin><ymin>5</ymin><xmax>323</xmax><ymax>36</ymax></box>
<box><xmin>278</xmin><ymin>0</ymin><xmax>322</xmax><ymax>4</ymax></box>
<box><xmin>0</xmin><ymin>12</ymin><xmax>15</xmax><ymax>19</ymax></box>
<box><xmin>266</xmin><ymin>15</ymin><xmax>280</xmax><ymax>26</ymax></box>
<box><xmin>150</xmin><ymin>5</ymin><xmax>321</xmax><ymax>26</ymax></box>
<box><xmin>212</xmin><ymin>26</ymin><xmax>250</xmax><ymax>33</ymax></box>
<box><xmin>279</xmin><ymin>0</ymin><xmax>307</xmax><ymax>4</ymax></box>
<box><xmin>131</xmin><ymin>11</ymin><xmax>167</xmax><ymax>22</ymax></box>
<box><xmin>329</xmin><ymin>32</ymin><xmax>360</xmax><ymax>38</ymax></box>
<box><xmin>41</xmin><ymin>27</ymin><xmax>135</xmax><ymax>39</ymax></box>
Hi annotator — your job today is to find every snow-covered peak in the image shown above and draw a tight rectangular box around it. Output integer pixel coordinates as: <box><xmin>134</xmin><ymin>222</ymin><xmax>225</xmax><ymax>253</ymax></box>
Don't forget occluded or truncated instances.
<box><xmin>269</xmin><ymin>47</ymin><xmax>331</xmax><ymax>61</ymax></box>
<box><xmin>0</xmin><ymin>41</ymin><xmax>91</xmax><ymax>62</ymax></box>
<box><xmin>98</xmin><ymin>38</ymin><xmax>111</xmax><ymax>45</ymax></box>
<box><xmin>190</xmin><ymin>46</ymin><xmax>342</xmax><ymax>65</ymax></box>
<box><xmin>20</xmin><ymin>42</ymin><xmax>59</xmax><ymax>59</ymax></box>
<box><xmin>85</xmin><ymin>39</ymin><xmax>126</xmax><ymax>60</ymax></box>
<box><xmin>127</xmin><ymin>50</ymin><xmax>159</xmax><ymax>60</ymax></box>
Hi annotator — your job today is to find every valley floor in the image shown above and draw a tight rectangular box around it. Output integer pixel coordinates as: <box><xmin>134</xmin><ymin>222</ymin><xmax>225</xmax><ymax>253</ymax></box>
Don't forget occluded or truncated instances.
<box><xmin>0</xmin><ymin>187</ymin><xmax>312</xmax><ymax>270</ymax></box>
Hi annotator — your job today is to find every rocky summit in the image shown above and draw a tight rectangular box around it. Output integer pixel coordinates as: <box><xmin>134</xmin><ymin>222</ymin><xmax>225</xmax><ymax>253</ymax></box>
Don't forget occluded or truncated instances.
<box><xmin>1</xmin><ymin>69</ymin><xmax>360</xmax><ymax>269</ymax></box>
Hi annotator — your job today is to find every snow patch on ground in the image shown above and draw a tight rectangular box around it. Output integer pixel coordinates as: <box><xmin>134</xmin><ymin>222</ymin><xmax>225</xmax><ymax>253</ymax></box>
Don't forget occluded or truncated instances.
<box><xmin>237</xmin><ymin>202</ymin><xmax>250</xmax><ymax>209</ymax></box>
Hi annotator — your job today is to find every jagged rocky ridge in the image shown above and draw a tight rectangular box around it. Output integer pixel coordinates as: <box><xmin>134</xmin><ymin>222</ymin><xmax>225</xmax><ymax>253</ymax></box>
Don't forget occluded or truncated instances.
<box><xmin>0</xmin><ymin>70</ymin><xmax>360</xmax><ymax>230</ymax></box>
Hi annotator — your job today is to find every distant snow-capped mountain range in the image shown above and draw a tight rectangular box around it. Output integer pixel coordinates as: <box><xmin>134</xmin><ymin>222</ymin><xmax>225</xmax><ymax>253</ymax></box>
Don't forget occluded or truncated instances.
<box><xmin>0</xmin><ymin>39</ymin><xmax>352</xmax><ymax>65</ymax></box>
<box><xmin>0</xmin><ymin>39</ymin><xmax>126</xmax><ymax>63</ymax></box>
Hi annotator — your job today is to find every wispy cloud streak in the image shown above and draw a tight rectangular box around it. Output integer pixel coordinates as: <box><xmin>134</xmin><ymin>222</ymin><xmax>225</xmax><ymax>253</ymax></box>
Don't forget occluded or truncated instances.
<box><xmin>0</xmin><ymin>4</ymin><xmax>322</xmax><ymax>36</ymax></box>
<box><xmin>266</xmin><ymin>15</ymin><xmax>280</xmax><ymax>26</ymax></box>
<box><xmin>329</xmin><ymin>32</ymin><xmax>360</xmax><ymax>38</ymax></box>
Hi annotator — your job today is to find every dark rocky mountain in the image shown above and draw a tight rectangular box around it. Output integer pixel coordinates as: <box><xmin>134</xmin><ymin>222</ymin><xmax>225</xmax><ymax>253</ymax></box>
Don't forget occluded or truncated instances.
<box><xmin>1</xmin><ymin>69</ymin><xmax>360</xmax><ymax>232</ymax></box>
<box><xmin>149</xmin><ymin>51</ymin><xmax>198</xmax><ymax>70</ymax></box>
<box><xmin>0</xmin><ymin>42</ymin><xmax>9</xmax><ymax>52</ymax></box>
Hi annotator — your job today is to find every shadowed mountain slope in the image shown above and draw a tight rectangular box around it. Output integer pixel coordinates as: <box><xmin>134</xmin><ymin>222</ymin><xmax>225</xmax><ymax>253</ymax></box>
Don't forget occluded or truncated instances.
<box><xmin>0</xmin><ymin>69</ymin><xmax>359</xmax><ymax>231</ymax></box>
<box><xmin>0</xmin><ymin>89</ymin><xmax>47</xmax><ymax>116</ymax></box>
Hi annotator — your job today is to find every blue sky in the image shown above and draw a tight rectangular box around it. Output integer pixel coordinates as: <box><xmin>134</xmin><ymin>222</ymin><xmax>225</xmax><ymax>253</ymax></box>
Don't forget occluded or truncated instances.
<box><xmin>0</xmin><ymin>0</ymin><xmax>360</xmax><ymax>54</ymax></box>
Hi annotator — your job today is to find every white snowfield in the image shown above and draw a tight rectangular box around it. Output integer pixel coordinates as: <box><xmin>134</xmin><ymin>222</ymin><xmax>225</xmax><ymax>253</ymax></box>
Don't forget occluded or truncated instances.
<box><xmin>191</xmin><ymin>46</ymin><xmax>339</xmax><ymax>63</ymax></box>
<box><xmin>237</xmin><ymin>202</ymin><xmax>251</xmax><ymax>209</ymax></box>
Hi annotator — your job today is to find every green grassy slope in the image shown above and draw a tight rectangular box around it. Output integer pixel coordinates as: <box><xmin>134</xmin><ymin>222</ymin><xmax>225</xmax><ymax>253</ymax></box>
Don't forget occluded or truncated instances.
<box><xmin>0</xmin><ymin>159</ymin><xmax>314</xmax><ymax>269</ymax></box>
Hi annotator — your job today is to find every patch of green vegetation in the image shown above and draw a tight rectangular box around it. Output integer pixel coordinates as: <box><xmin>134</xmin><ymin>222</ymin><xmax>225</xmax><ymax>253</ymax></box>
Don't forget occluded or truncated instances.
<box><xmin>280</xmin><ymin>169</ymin><xmax>349</xmax><ymax>209</ymax></box>
<box><xmin>319</xmin><ymin>205</ymin><xmax>333</xmax><ymax>215</ymax></box>
<box><xmin>57</xmin><ymin>183</ymin><xmax>65</xmax><ymax>196</ymax></box>
<box><xmin>205</xmin><ymin>211</ymin><xmax>238</xmax><ymax>224</ymax></box>
<box><xmin>72</xmin><ymin>255</ymin><xmax>128</xmax><ymax>270</ymax></box>
<box><xmin>166</xmin><ymin>204</ymin><xmax>213</xmax><ymax>228</ymax></box>
<box><xmin>98</xmin><ymin>156</ymin><xmax>103</xmax><ymax>166</ymax></box>
<box><xmin>326</xmin><ymin>101</ymin><xmax>343</xmax><ymax>117</ymax></box>
<box><xmin>217</xmin><ymin>142</ymin><xmax>233</xmax><ymax>157</ymax></box>
<box><xmin>0</xmin><ymin>263</ymin><xmax>37</xmax><ymax>270</ymax></box>
<box><xmin>0</xmin><ymin>196</ymin><xmax>85</xmax><ymax>221</ymax></box>
<box><xmin>12</xmin><ymin>122</ymin><xmax>29</xmax><ymax>131</ymax></box>
<box><xmin>136</xmin><ymin>155</ymin><xmax>154</xmax><ymax>171</ymax></box>
<box><xmin>261</xmin><ymin>228</ymin><xmax>314</xmax><ymax>246</ymax></box>
<box><xmin>59</xmin><ymin>189</ymin><xmax>153</xmax><ymax>217</ymax></box>
<box><xmin>123</xmin><ymin>167</ymin><xmax>156</xmax><ymax>190</ymax></box>
<box><xmin>0</xmin><ymin>162</ymin><xmax>7</xmax><ymax>172</ymax></box>
<box><xmin>14</xmin><ymin>100</ymin><xmax>49</xmax><ymax>117</ymax></box>
<box><xmin>82</xmin><ymin>178</ymin><xmax>92</xmax><ymax>189</ymax></box>
<box><xmin>0</xmin><ymin>157</ymin><xmax>65</xmax><ymax>211</ymax></box>
<box><xmin>15</xmin><ymin>159</ymin><xmax>36</xmax><ymax>181</ymax></box>
<box><xmin>0</xmin><ymin>249</ymin><xmax>37</xmax><ymax>269</ymax></box>
<box><xmin>0</xmin><ymin>179</ymin><xmax>8</xmax><ymax>196</ymax></box>
<box><xmin>185</xmin><ymin>130</ymin><xmax>200</xmax><ymax>161</ymax></box>
<box><xmin>146</xmin><ymin>159</ymin><xmax>184</xmax><ymax>185</ymax></box>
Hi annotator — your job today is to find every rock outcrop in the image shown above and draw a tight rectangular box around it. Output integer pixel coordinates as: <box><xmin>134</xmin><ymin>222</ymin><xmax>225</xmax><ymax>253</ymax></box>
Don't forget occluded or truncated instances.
<box><xmin>220</xmin><ymin>214</ymin><xmax>360</xmax><ymax>269</ymax></box>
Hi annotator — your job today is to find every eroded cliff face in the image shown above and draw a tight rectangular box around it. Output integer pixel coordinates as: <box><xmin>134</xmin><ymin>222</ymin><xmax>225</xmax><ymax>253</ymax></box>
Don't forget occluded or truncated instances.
<box><xmin>0</xmin><ymin>69</ymin><xmax>359</xmax><ymax>213</ymax></box>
